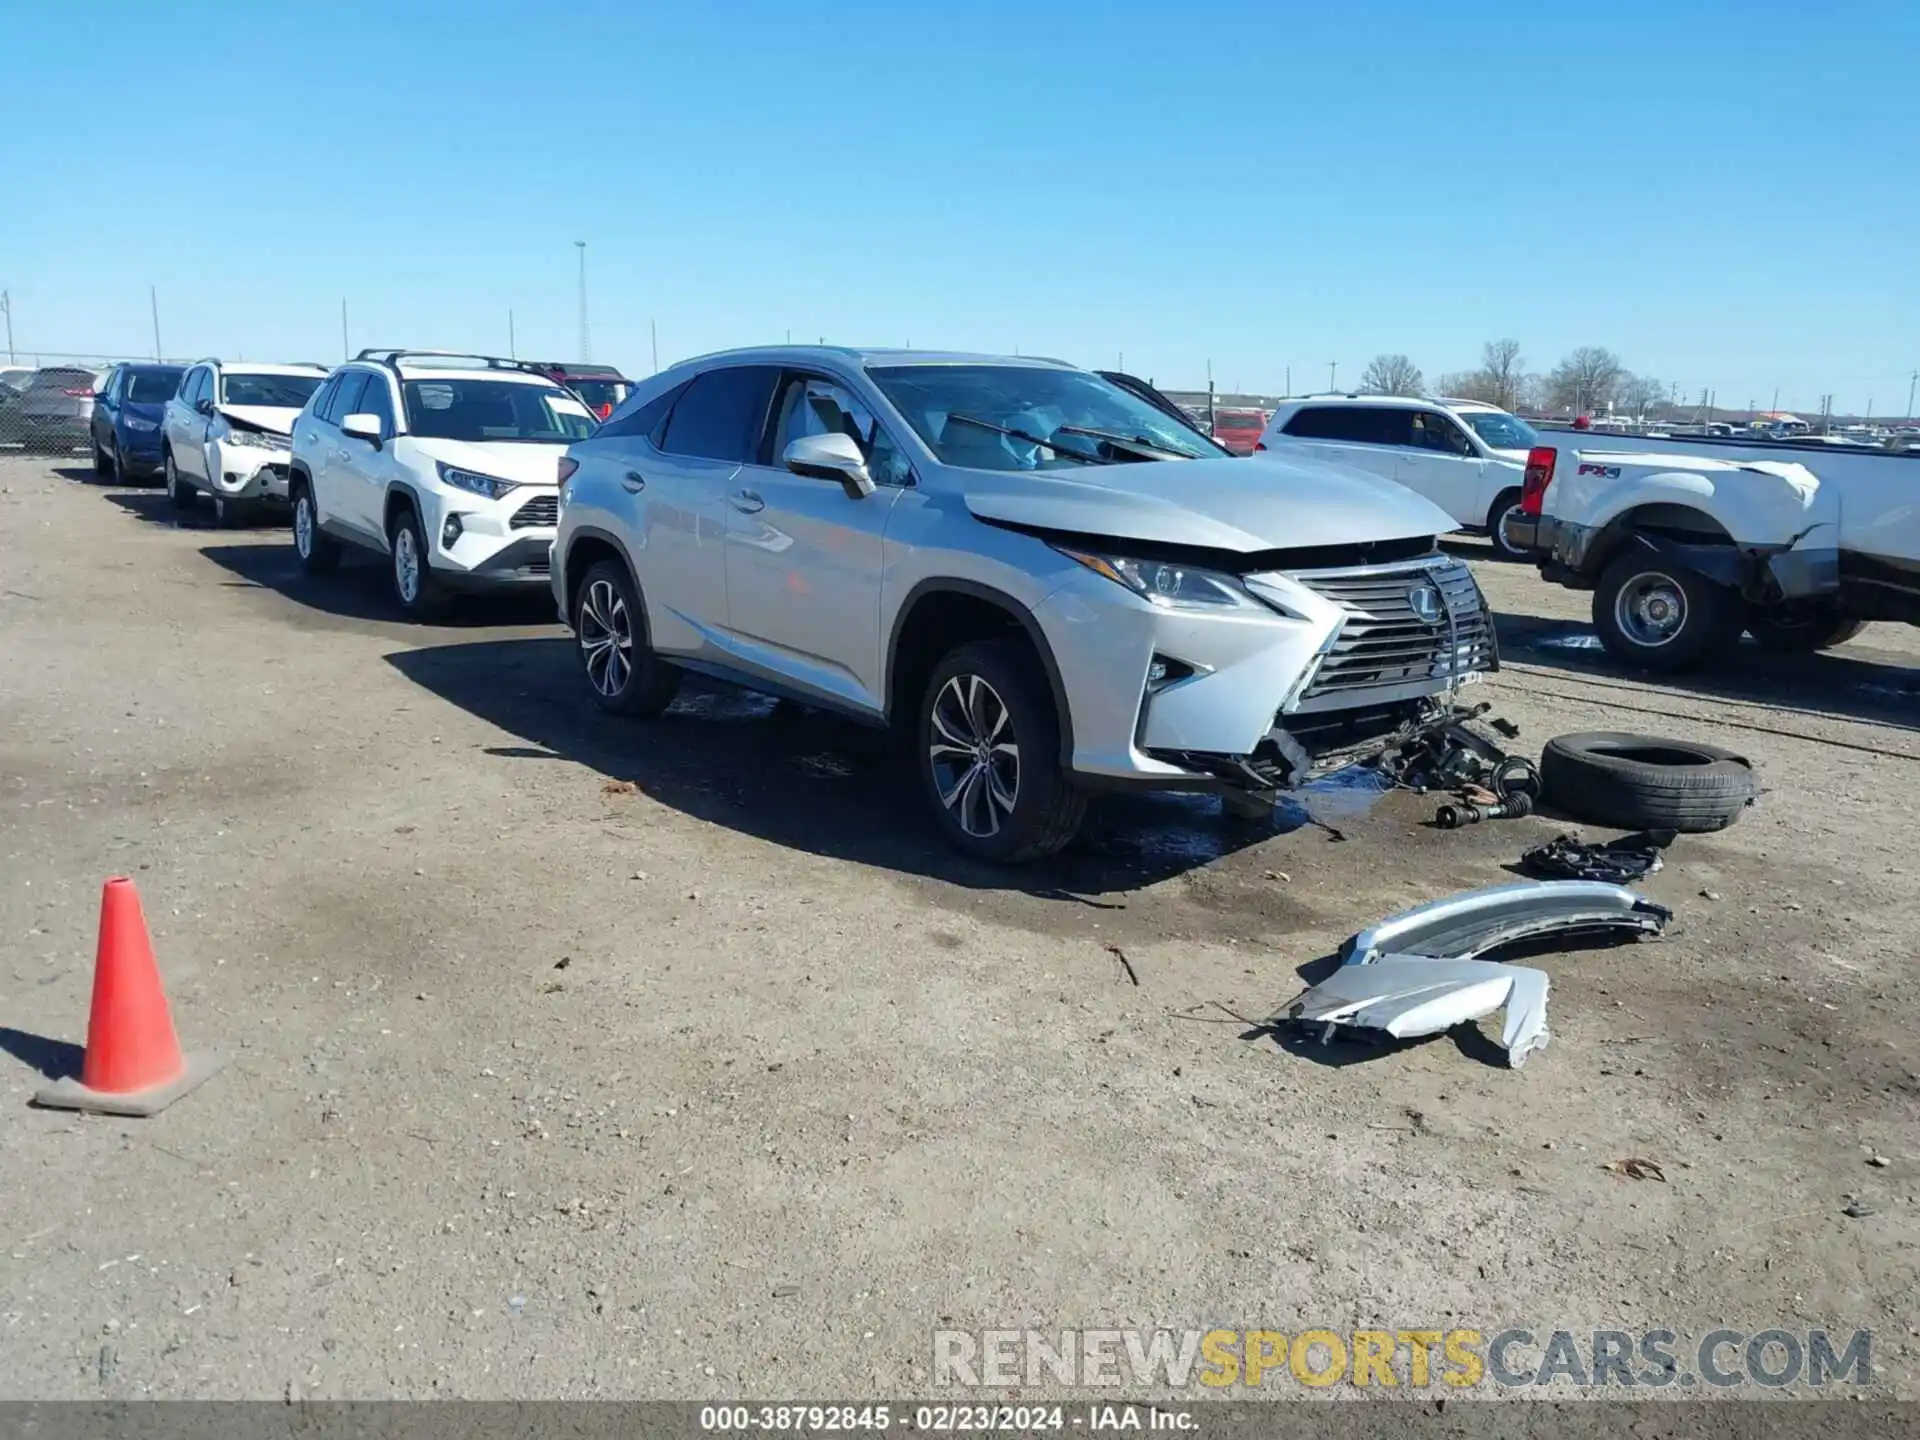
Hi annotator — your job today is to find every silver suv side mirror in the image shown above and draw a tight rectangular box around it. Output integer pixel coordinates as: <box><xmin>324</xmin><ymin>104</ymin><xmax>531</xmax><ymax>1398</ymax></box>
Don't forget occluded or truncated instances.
<box><xmin>782</xmin><ymin>432</ymin><xmax>874</xmax><ymax>498</ymax></box>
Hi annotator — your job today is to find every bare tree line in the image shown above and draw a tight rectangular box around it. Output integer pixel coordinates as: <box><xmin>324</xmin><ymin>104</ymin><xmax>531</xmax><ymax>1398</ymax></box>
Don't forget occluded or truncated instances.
<box><xmin>1354</xmin><ymin>341</ymin><xmax>1667</xmax><ymax>417</ymax></box>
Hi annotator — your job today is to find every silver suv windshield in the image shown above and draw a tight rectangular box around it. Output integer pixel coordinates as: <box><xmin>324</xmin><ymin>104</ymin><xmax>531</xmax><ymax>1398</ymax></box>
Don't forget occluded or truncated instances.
<box><xmin>402</xmin><ymin>379</ymin><xmax>597</xmax><ymax>443</ymax></box>
<box><xmin>868</xmin><ymin>364</ymin><xmax>1226</xmax><ymax>470</ymax></box>
<box><xmin>1460</xmin><ymin>411</ymin><xmax>1538</xmax><ymax>450</ymax></box>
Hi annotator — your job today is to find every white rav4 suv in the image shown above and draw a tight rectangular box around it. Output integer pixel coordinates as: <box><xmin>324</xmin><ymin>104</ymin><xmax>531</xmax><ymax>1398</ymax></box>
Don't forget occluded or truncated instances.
<box><xmin>162</xmin><ymin>359</ymin><xmax>329</xmax><ymax>526</ymax></box>
<box><xmin>287</xmin><ymin>351</ymin><xmax>598</xmax><ymax>615</ymax></box>
<box><xmin>1255</xmin><ymin>395</ymin><xmax>1539</xmax><ymax>559</ymax></box>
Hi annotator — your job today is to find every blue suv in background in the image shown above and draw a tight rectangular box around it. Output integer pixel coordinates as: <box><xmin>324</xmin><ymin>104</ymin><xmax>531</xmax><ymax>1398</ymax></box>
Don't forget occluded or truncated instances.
<box><xmin>92</xmin><ymin>363</ymin><xmax>185</xmax><ymax>482</ymax></box>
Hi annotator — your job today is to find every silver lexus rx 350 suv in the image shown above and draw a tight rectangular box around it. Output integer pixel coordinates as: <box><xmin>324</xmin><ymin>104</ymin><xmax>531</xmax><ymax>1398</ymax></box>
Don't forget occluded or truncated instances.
<box><xmin>552</xmin><ymin>348</ymin><xmax>1496</xmax><ymax>862</ymax></box>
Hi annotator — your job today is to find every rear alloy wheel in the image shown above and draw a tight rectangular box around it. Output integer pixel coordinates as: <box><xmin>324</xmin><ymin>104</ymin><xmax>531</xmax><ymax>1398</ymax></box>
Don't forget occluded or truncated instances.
<box><xmin>573</xmin><ymin>560</ymin><xmax>681</xmax><ymax>717</ymax></box>
<box><xmin>291</xmin><ymin>484</ymin><xmax>341</xmax><ymax>574</ymax></box>
<box><xmin>388</xmin><ymin>507</ymin><xmax>448</xmax><ymax>618</ymax></box>
<box><xmin>1485</xmin><ymin>488</ymin><xmax>1527</xmax><ymax>560</ymax></box>
<box><xmin>1591</xmin><ymin>552</ymin><xmax>1743</xmax><ymax>673</ymax></box>
<box><xmin>918</xmin><ymin>638</ymin><xmax>1085</xmax><ymax>863</ymax></box>
<box><xmin>164</xmin><ymin>452</ymin><xmax>196</xmax><ymax>511</ymax></box>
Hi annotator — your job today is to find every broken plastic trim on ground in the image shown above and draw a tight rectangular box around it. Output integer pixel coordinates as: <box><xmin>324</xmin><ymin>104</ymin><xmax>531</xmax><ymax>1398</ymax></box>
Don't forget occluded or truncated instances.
<box><xmin>1284</xmin><ymin>881</ymin><xmax>1673</xmax><ymax>1069</ymax></box>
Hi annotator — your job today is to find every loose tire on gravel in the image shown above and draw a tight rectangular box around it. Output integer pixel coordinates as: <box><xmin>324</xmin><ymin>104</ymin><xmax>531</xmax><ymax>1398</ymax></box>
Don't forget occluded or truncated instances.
<box><xmin>1541</xmin><ymin>731</ymin><xmax>1756</xmax><ymax>833</ymax></box>
<box><xmin>917</xmin><ymin>638</ymin><xmax>1086</xmax><ymax>863</ymax></box>
<box><xmin>1747</xmin><ymin>606</ymin><xmax>1866</xmax><ymax>654</ymax></box>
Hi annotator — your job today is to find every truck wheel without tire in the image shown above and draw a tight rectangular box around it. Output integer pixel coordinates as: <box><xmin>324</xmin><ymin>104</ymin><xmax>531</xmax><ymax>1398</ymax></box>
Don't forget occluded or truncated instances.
<box><xmin>291</xmin><ymin>482</ymin><xmax>341</xmax><ymax>574</ymax></box>
<box><xmin>918</xmin><ymin>638</ymin><xmax>1086</xmax><ymax>863</ymax></box>
<box><xmin>573</xmin><ymin>560</ymin><xmax>682</xmax><ymax>717</ymax></box>
<box><xmin>1541</xmin><ymin>731</ymin><xmax>1756</xmax><ymax>833</ymax></box>
<box><xmin>1591</xmin><ymin>552</ymin><xmax>1743</xmax><ymax>672</ymax></box>
<box><xmin>1485</xmin><ymin>488</ymin><xmax>1527</xmax><ymax>561</ymax></box>
<box><xmin>388</xmin><ymin>505</ymin><xmax>448</xmax><ymax>618</ymax></box>
<box><xmin>1747</xmin><ymin>606</ymin><xmax>1865</xmax><ymax>654</ymax></box>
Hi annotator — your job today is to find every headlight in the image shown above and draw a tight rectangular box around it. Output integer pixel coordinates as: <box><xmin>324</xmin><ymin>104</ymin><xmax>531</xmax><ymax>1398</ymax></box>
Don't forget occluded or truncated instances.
<box><xmin>437</xmin><ymin>462</ymin><xmax>519</xmax><ymax>500</ymax></box>
<box><xmin>124</xmin><ymin>416</ymin><xmax>159</xmax><ymax>432</ymax></box>
<box><xmin>1055</xmin><ymin>546</ymin><xmax>1255</xmax><ymax>610</ymax></box>
<box><xmin>224</xmin><ymin>428</ymin><xmax>287</xmax><ymax>450</ymax></box>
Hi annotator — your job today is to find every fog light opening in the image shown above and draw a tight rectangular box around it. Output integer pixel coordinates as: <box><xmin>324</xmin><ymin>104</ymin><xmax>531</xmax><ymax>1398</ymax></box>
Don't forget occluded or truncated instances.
<box><xmin>442</xmin><ymin>514</ymin><xmax>464</xmax><ymax>548</ymax></box>
<box><xmin>1147</xmin><ymin>655</ymin><xmax>1196</xmax><ymax>693</ymax></box>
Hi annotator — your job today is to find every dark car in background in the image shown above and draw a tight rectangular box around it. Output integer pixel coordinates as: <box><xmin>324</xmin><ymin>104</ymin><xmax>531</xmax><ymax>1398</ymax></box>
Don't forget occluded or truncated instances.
<box><xmin>531</xmin><ymin>361</ymin><xmax>631</xmax><ymax>419</ymax></box>
<box><xmin>92</xmin><ymin>362</ymin><xmax>185</xmax><ymax>480</ymax></box>
<box><xmin>14</xmin><ymin>366</ymin><xmax>104</xmax><ymax>453</ymax></box>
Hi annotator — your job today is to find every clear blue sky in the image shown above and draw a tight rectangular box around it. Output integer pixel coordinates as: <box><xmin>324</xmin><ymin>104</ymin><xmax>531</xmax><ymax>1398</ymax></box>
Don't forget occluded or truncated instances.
<box><xmin>3</xmin><ymin>0</ymin><xmax>1915</xmax><ymax>413</ymax></box>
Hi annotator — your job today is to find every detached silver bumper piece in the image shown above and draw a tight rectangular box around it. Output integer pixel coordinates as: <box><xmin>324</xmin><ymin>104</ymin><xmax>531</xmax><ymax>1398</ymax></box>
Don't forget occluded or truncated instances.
<box><xmin>1286</xmin><ymin>881</ymin><xmax>1672</xmax><ymax>1069</ymax></box>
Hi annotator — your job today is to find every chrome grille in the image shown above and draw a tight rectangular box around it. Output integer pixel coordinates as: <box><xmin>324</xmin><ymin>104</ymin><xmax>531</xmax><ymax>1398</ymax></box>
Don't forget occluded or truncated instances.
<box><xmin>1287</xmin><ymin>560</ymin><xmax>1496</xmax><ymax>710</ymax></box>
<box><xmin>510</xmin><ymin>494</ymin><xmax>559</xmax><ymax>529</ymax></box>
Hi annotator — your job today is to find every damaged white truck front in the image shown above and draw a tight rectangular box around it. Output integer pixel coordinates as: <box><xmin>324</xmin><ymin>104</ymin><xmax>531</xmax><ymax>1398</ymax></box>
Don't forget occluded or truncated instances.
<box><xmin>1504</xmin><ymin>441</ymin><xmax>1920</xmax><ymax>670</ymax></box>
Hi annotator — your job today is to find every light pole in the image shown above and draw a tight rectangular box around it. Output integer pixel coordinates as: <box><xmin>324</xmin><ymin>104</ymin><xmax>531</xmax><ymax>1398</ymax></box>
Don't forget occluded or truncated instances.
<box><xmin>575</xmin><ymin>241</ymin><xmax>590</xmax><ymax>362</ymax></box>
<box><xmin>1328</xmin><ymin>361</ymin><xmax>1338</xmax><ymax>391</ymax></box>
<box><xmin>1</xmin><ymin>289</ymin><xmax>13</xmax><ymax>363</ymax></box>
<box><xmin>1907</xmin><ymin>370</ymin><xmax>1917</xmax><ymax>422</ymax></box>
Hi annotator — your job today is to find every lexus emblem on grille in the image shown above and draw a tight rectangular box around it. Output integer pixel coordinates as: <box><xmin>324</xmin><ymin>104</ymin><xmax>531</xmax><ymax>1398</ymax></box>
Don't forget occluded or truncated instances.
<box><xmin>1408</xmin><ymin>582</ymin><xmax>1446</xmax><ymax>626</ymax></box>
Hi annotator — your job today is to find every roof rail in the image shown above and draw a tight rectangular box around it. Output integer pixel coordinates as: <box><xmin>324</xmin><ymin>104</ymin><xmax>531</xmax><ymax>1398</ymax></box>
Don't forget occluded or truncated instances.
<box><xmin>354</xmin><ymin>348</ymin><xmax>551</xmax><ymax>378</ymax></box>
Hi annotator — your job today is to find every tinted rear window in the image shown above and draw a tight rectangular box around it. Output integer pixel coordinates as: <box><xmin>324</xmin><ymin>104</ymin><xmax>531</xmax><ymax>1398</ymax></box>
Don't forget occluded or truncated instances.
<box><xmin>658</xmin><ymin>366</ymin><xmax>779</xmax><ymax>463</ymax></box>
<box><xmin>127</xmin><ymin>369</ymin><xmax>184</xmax><ymax>402</ymax></box>
<box><xmin>27</xmin><ymin>369</ymin><xmax>96</xmax><ymax>393</ymax></box>
<box><xmin>1283</xmin><ymin>405</ymin><xmax>1413</xmax><ymax>446</ymax></box>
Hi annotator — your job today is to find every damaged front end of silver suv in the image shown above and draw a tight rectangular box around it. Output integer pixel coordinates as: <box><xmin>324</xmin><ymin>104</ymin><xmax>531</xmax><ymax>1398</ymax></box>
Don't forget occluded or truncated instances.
<box><xmin>1284</xmin><ymin>881</ymin><xmax>1673</xmax><ymax>1068</ymax></box>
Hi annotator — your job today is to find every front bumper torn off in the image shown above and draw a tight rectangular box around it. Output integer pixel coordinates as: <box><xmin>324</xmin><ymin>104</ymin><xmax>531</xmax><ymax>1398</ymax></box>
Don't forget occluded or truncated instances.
<box><xmin>1284</xmin><ymin>881</ymin><xmax>1672</xmax><ymax>1069</ymax></box>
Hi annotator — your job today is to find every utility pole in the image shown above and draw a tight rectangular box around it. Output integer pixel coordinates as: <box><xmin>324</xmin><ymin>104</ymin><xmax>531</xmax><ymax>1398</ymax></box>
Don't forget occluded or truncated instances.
<box><xmin>1328</xmin><ymin>361</ymin><xmax>1338</xmax><ymax>391</ymax></box>
<box><xmin>651</xmin><ymin>319</ymin><xmax>659</xmax><ymax>374</ymax></box>
<box><xmin>1907</xmin><ymin>370</ymin><xmax>1917</xmax><ymax>422</ymax></box>
<box><xmin>508</xmin><ymin>309</ymin><xmax>516</xmax><ymax>358</ymax></box>
<box><xmin>1118</xmin><ymin>351</ymin><xmax>1124</xmax><ymax>371</ymax></box>
<box><xmin>1771</xmin><ymin>387</ymin><xmax>1779</xmax><ymax>414</ymax></box>
<box><xmin>1206</xmin><ymin>359</ymin><xmax>1215</xmax><ymax>428</ymax></box>
<box><xmin>0</xmin><ymin>290</ymin><xmax>12</xmax><ymax>362</ymax></box>
<box><xmin>340</xmin><ymin>299</ymin><xmax>350</xmax><ymax>360</ymax></box>
<box><xmin>574</xmin><ymin>241</ymin><xmax>590</xmax><ymax>362</ymax></box>
<box><xmin>148</xmin><ymin>286</ymin><xmax>163</xmax><ymax>360</ymax></box>
<box><xmin>1285</xmin><ymin>365</ymin><xmax>1291</xmax><ymax>395</ymax></box>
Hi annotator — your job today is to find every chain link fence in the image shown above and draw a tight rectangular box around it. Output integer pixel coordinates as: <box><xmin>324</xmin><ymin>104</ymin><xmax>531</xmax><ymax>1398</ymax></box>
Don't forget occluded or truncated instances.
<box><xmin>0</xmin><ymin>349</ymin><xmax>188</xmax><ymax>457</ymax></box>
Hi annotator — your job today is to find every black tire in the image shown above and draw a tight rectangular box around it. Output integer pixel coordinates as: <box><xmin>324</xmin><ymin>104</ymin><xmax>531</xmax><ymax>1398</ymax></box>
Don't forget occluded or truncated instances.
<box><xmin>387</xmin><ymin>504</ymin><xmax>449</xmax><ymax>618</ymax></box>
<box><xmin>290</xmin><ymin>480</ymin><xmax>341</xmax><ymax>574</ymax></box>
<box><xmin>1541</xmin><ymin>731</ymin><xmax>1756</xmax><ymax>833</ymax></box>
<box><xmin>572</xmin><ymin>559</ymin><xmax>682</xmax><ymax>717</ymax></box>
<box><xmin>210</xmin><ymin>492</ymin><xmax>249</xmax><ymax>529</ymax></box>
<box><xmin>92</xmin><ymin>440</ymin><xmax>113</xmax><ymax>478</ymax></box>
<box><xmin>1484</xmin><ymin>488</ymin><xmax>1527</xmax><ymax>560</ymax></box>
<box><xmin>917</xmin><ymin>638</ymin><xmax>1086</xmax><ymax>863</ymax></box>
<box><xmin>1747</xmin><ymin>605</ymin><xmax>1866</xmax><ymax>654</ymax></box>
<box><xmin>164</xmin><ymin>451</ymin><xmax>197</xmax><ymax>510</ymax></box>
<box><xmin>1591</xmin><ymin>551</ymin><xmax>1744</xmax><ymax>672</ymax></box>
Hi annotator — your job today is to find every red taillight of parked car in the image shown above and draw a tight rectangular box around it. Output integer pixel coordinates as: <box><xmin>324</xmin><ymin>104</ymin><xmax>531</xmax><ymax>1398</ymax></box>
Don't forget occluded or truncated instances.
<box><xmin>1520</xmin><ymin>446</ymin><xmax>1557</xmax><ymax>514</ymax></box>
<box><xmin>1253</xmin><ymin>441</ymin><xmax>1266</xmax><ymax>452</ymax></box>
<box><xmin>557</xmin><ymin>457</ymin><xmax>578</xmax><ymax>492</ymax></box>
<box><xmin>62</xmin><ymin>386</ymin><xmax>94</xmax><ymax>398</ymax></box>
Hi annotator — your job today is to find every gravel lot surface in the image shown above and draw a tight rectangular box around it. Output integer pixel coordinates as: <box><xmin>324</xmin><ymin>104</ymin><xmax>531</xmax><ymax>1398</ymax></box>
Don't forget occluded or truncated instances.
<box><xmin>2</xmin><ymin>455</ymin><xmax>1917</xmax><ymax>1400</ymax></box>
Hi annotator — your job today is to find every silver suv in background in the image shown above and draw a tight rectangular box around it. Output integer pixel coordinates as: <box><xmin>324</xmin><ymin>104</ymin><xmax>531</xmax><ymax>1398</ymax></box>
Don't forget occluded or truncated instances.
<box><xmin>553</xmin><ymin>348</ymin><xmax>1496</xmax><ymax>862</ymax></box>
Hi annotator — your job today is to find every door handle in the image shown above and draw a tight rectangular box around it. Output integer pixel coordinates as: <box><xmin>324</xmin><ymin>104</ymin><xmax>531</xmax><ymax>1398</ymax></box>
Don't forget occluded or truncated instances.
<box><xmin>730</xmin><ymin>489</ymin><xmax>765</xmax><ymax>514</ymax></box>
<box><xmin>621</xmin><ymin>471</ymin><xmax>646</xmax><ymax>493</ymax></box>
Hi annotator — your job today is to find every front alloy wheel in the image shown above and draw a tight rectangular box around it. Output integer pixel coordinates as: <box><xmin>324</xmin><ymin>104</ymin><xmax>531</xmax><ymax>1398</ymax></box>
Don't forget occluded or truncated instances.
<box><xmin>572</xmin><ymin>559</ymin><xmax>681</xmax><ymax>717</ymax></box>
<box><xmin>916</xmin><ymin>638</ymin><xmax>1085</xmax><ymax>863</ymax></box>
<box><xmin>165</xmin><ymin>454</ymin><xmax>194</xmax><ymax>511</ymax></box>
<box><xmin>928</xmin><ymin>673</ymin><xmax>1021</xmax><ymax>840</ymax></box>
<box><xmin>393</xmin><ymin>524</ymin><xmax>423</xmax><ymax>605</ymax></box>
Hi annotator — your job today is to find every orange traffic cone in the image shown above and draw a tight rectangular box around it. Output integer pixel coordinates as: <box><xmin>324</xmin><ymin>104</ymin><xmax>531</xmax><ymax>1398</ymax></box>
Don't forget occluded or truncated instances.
<box><xmin>33</xmin><ymin>878</ymin><xmax>223</xmax><ymax>1117</ymax></box>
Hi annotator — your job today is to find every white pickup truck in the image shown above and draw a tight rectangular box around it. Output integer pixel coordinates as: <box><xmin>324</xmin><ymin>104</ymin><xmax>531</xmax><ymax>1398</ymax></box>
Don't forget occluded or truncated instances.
<box><xmin>1505</xmin><ymin>440</ymin><xmax>1920</xmax><ymax>670</ymax></box>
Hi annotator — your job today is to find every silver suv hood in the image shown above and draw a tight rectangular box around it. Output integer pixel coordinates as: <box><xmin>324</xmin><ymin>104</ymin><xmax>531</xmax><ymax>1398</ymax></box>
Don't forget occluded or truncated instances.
<box><xmin>958</xmin><ymin>454</ymin><xmax>1453</xmax><ymax>554</ymax></box>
